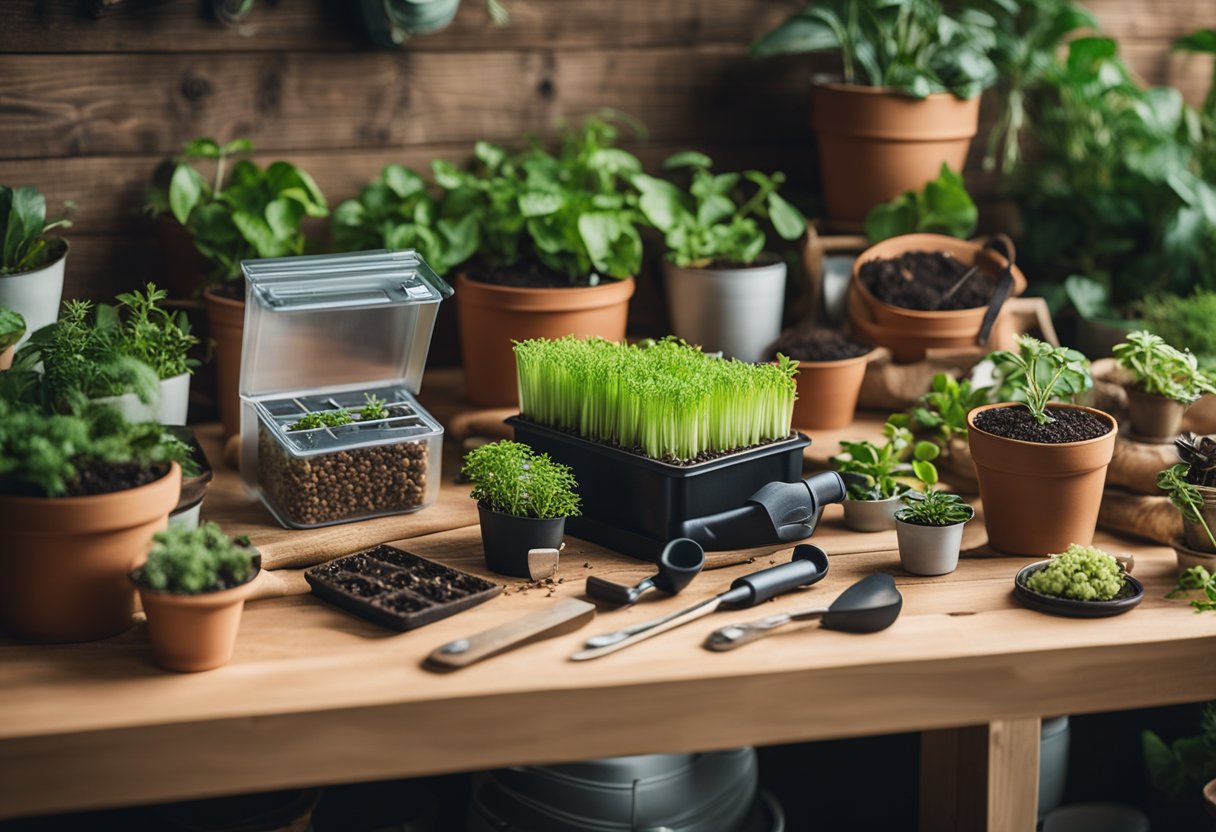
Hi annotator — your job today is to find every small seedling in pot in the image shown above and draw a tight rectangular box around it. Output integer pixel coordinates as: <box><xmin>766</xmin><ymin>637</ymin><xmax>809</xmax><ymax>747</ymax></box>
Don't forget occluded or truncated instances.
<box><xmin>895</xmin><ymin>442</ymin><xmax>974</xmax><ymax>528</ymax></box>
<box><xmin>133</xmin><ymin>521</ymin><xmax>258</xmax><ymax>595</ymax></box>
<box><xmin>360</xmin><ymin>393</ymin><xmax>390</xmax><ymax>421</ymax></box>
<box><xmin>1115</xmin><ymin>331</ymin><xmax>1216</xmax><ymax>404</ymax></box>
<box><xmin>988</xmin><ymin>335</ymin><xmax>1092</xmax><ymax>425</ymax></box>
<box><xmin>1158</xmin><ymin>463</ymin><xmax>1216</xmax><ymax>551</ymax></box>
<box><xmin>833</xmin><ymin>418</ymin><xmax>914</xmax><ymax>502</ymax></box>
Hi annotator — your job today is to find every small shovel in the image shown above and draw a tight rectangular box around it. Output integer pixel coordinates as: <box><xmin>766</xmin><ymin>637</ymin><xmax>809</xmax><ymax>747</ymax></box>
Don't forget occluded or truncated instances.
<box><xmin>585</xmin><ymin>538</ymin><xmax>705</xmax><ymax>606</ymax></box>
<box><xmin>704</xmin><ymin>572</ymin><xmax>903</xmax><ymax>651</ymax></box>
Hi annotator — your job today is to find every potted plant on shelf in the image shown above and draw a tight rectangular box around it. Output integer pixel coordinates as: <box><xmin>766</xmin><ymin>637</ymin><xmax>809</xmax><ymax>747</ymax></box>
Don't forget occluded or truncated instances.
<box><xmin>442</xmin><ymin>118</ymin><xmax>644</xmax><ymax>407</ymax></box>
<box><xmin>632</xmin><ymin>152</ymin><xmax>807</xmax><ymax>362</ymax></box>
<box><xmin>765</xmin><ymin>329</ymin><xmax>872</xmax><ymax>430</ymax></box>
<box><xmin>0</xmin><ymin>185</ymin><xmax>71</xmax><ymax>342</ymax></box>
<box><xmin>1158</xmin><ymin>433</ymin><xmax>1216</xmax><ymax>571</ymax></box>
<box><xmin>894</xmin><ymin>440</ymin><xmax>974</xmax><ymax>575</ymax></box>
<box><xmin>130</xmin><ymin>522</ymin><xmax>259</xmax><ymax>672</ymax></box>
<box><xmin>158</xmin><ymin>138</ymin><xmax>328</xmax><ymax>436</ymax></box>
<box><xmin>462</xmin><ymin>440</ymin><xmax>580</xmax><ymax>578</ymax></box>
<box><xmin>863</xmin><ymin>164</ymin><xmax>977</xmax><ymax>244</ymax></box>
<box><xmin>832</xmin><ymin>418</ymin><xmax>913</xmax><ymax>532</ymax></box>
<box><xmin>0</xmin><ymin>307</ymin><xmax>25</xmax><ymax>370</ymax></box>
<box><xmin>908</xmin><ymin>371</ymin><xmax>992</xmax><ymax>493</ymax></box>
<box><xmin>1113</xmin><ymin>331</ymin><xmax>1216</xmax><ymax>442</ymax></box>
<box><xmin>968</xmin><ymin>335</ymin><xmax>1116</xmax><ymax>555</ymax></box>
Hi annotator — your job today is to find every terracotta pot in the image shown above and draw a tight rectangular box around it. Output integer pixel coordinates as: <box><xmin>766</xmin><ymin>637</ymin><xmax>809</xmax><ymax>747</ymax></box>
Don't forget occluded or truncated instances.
<box><xmin>1124</xmin><ymin>386</ymin><xmax>1188</xmax><ymax>442</ymax></box>
<box><xmin>0</xmin><ymin>345</ymin><xmax>13</xmax><ymax>370</ymax></box>
<box><xmin>967</xmin><ymin>403</ymin><xmax>1117</xmax><ymax>555</ymax></box>
<box><xmin>1183</xmin><ymin>485</ymin><xmax>1216</xmax><ymax>554</ymax></box>
<box><xmin>811</xmin><ymin>84</ymin><xmax>981</xmax><ymax>228</ymax></box>
<box><xmin>203</xmin><ymin>288</ymin><xmax>246</xmax><ymax>438</ymax></box>
<box><xmin>136</xmin><ymin>569</ymin><xmax>258</xmax><ymax>672</ymax></box>
<box><xmin>0</xmin><ymin>463</ymin><xmax>182</xmax><ymax>642</ymax></box>
<box><xmin>154</xmin><ymin>215</ymin><xmax>213</xmax><ymax>299</ymax></box>
<box><xmin>455</xmin><ymin>273</ymin><xmax>634</xmax><ymax>407</ymax></box>
<box><xmin>791</xmin><ymin>350</ymin><xmax>872</xmax><ymax>430</ymax></box>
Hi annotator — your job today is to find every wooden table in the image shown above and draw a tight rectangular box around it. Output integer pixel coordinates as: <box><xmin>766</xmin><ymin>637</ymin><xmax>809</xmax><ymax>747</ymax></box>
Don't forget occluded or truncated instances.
<box><xmin>3</xmin><ymin>372</ymin><xmax>1215</xmax><ymax>831</ymax></box>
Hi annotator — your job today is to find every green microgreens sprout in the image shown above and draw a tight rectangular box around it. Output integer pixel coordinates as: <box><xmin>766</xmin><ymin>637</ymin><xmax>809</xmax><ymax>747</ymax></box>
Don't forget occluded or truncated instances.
<box><xmin>360</xmin><ymin>393</ymin><xmax>390</xmax><ymax>421</ymax></box>
<box><xmin>289</xmin><ymin>409</ymin><xmax>353</xmax><ymax>432</ymax></box>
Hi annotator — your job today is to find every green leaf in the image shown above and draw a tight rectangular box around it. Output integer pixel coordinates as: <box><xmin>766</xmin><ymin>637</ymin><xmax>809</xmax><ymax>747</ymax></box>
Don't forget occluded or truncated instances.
<box><xmin>750</xmin><ymin>16</ymin><xmax>839</xmax><ymax>57</ymax></box>
<box><xmin>912</xmin><ymin>459</ymin><xmax>939</xmax><ymax>488</ymax></box>
<box><xmin>697</xmin><ymin>194</ymin><xmax>734</xmax><ymax>227</ymax></box>
<box><xmin>383</xmin><ymin>164</ymin><xmax>425</xmax><ymax>200</ymax></box>
<box><xmin>169</xmin><ymin>165</ymin><xmax>205</xmax><ymax>225</ymax></box>
<box><xmin>1174</xmin><ymin>29</ymin><xmax>1216</xmax><ymax>55</ymax></box>
<box><xmin>183</xmin><ymin>138</ymin><xmax>221</xmax><ymax>158</ymax></box>
<box><xmin>232</xmin><ymin>210</ymin><xmax>286</xmax><ymax>258</ymax></box>
<box><xmin>4</xmin><ymin>186</ymin><xmax>46</xmax><ymax>269</ymax></box>
<box><xmin>518</xmin><ymin>191</ymin><xmax>564</xmax><ymax>217</ymax></box>
<box><xmin>767</xmin><ymin>192</ymin><xmax>806</xmax><ymax>240</ymax></box>
<box><xmin>265</xmin><ymin>198</ymin><xmax>304</xmax><ymax>241</ymax></box>
<box><xmin>1064</xmin><ymin>275</ymin><xmax>1113</xmax><ymax>320</ymax></box>
<box><xmin>221</xmin><ymin>138</ymin><xmax>254</xmax><ymax>155</ymax></box>
<box><xmin>914</xmin><ymin>441</ymin><xmax>941</xmax><ymax>462</ymax></box>
<box><xmin>663</xmin><ymin>151</ymin><xmax>712</xmax><ymax>170</ymax></box>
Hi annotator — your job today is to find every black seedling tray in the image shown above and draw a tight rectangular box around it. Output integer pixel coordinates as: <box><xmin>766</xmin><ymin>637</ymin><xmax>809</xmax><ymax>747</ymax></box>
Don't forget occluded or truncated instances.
<box><xmin>507</xmin><ymin>417</ymin><xmax>810</xmax><ymax>560</ymax></box>
<box><xmin>305</xmin><ymin>545</ymin><xmax>501</xmax><ymax>631</ymax></box>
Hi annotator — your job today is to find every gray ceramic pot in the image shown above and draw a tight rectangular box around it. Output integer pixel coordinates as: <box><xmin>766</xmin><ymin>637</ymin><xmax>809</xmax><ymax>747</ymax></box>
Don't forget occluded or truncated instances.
<box><xmin>895</xmin><ymin>513</ymin><xmax>972</xmax><ymax>576</ymax></box>
<box><xmin>842</xmin><ymin>495</ymin><xmax>902</xmax><ymax>532</ymax></box>
<box><xmin>1173</xmin><ymin>537</ymin><xmax>1216</xmax><ymax>575</ymax></box>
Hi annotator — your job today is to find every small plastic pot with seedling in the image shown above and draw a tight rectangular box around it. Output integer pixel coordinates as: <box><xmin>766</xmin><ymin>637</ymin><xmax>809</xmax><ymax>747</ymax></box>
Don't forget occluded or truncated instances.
<box><xmin>894</xmin><ymin>441</ymin><xmax>974</xmax><ymax>576</ymax></box>
<box><xmin>1114</xmin><ymin>331</ymin><xmax>1216</xmax><ymax>442</ymax></box>
<box><xmin>832</xmin><ymin>418</ymin><xmax>914</xmax><ymax>532</ymax></box>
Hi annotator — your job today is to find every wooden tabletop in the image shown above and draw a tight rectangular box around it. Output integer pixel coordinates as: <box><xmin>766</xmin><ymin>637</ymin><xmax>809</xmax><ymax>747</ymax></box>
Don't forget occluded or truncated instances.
<box><xmin>3</xmin><ymin>372</ymin><xmax>1215</xmax><ymax>830</ymax></box>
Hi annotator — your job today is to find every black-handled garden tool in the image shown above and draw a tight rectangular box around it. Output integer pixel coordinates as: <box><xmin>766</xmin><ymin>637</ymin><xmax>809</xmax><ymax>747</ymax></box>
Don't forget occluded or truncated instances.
<box><xmin>677</xmin><ymin>472</ymin><xmax>847</xmax><ymax>550</ymax></box>
<box><xmin>571</xmin><ymin>544</ymin><xmax>830</xmax><ymax>661</ymax></box>
<box><xmin>585</xmin><ymin>538</ymin><xmax>705</xmax><ymax>606</ymax></box>
<box><xmin>704</xmin><ymin>573</ymin><xmax>903</xmax><ymax>651</ymax></box>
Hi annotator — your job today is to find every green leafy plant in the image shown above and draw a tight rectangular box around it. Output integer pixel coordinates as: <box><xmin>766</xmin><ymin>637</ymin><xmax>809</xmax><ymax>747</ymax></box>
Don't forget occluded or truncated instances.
<box><xmin>0</xmin><ymin>185</ymin><xmax>72</xmax><ymax>275</ymax></box>
<box><xmin>331</xmin><ymin>164</ymin><xmax>478</xmax><ymax>275</ymax></box>
<box><xmin>288</xmin><ymin>409</ymin><xmax>353</xmax><ymax>431</ymax></box>
<box><xmin>833</xmin><ymin>418</ymin><xmax>914</xmax><ymax>501</ymax></box>
<box><xmin>909</xmin><ymin>372</ymin><xmax>991</xmax><ymax>446</ymax></box>
<box><xmin>988</xmin><ymin>335</ymin><xmax>1092</xmax><ymax>424</ymax></box>
<box><xmin>162</xmin><ymin>138</ymin><xmax>328</xmax><ymax>284</ymax></box>
<box><xmin>632</xmin><ymin>152</ymin><xmax>805</xmax><ymax>268</ymax></box>
<box><xmin>1114</xmin><ymin>330</ymin><xmax>1216</xmax><ymax>403</ymax></box>
<box><xmin>514</xmin><ymin>337</ymin><xmax>797</xmax><ymax>462</ymax></box>
<box><xmin>1158</xmin><ymin>464</ymin><xmax>1216</xmax><ymax>551</ymax></box>
<box><xmin>1175</xmin><ymin>30</ymin><xmax>1216</xmax><ymax>120</ymax></box>
<box><xmin>360</xmin><ymin>394</ymin><xmax>390</xmax><ymax>421</ymax></box>
<box><xmin>462</xmin><ymin>440</ymin><xmax>581</xmax><ymax>520</ymax></box>
<box><xmin>1025</xmin><ymin>543</ymin><xmax>1125</xmax><ymax>601</ymax></box>
<box><xmin>1174</xmin><ymin>433</ymin><xmax>1216</xmax><ymax>488</ymax></box>
<box><xmin>751</xmin><ymin>0</ymin><xmax>999</xmax><ymax>99</ymax></box>
<box><xmin>896</xmin><ymin>440</ymin><xmax>974</xmax><ymax>527</ymax></box>
<box><xmin>113</xmin><ymin>283</ymin><xmax>198</xmax><ymax>380</ymax></box>
<box><xmin>132</xmin><ymin>521</ymin><xmax>258</xmax><ymax>595</ymax></box>
<box><xmin>1142</xmin><ymin>290</ymin><xmax>1216</xmax><ymax>370</ymax></box>
<box><xmin>864</xmin><ymin>164</ymin><xmax>977</xmax><ymax>243</ymax></box>
<box><xmin>0</xmin><ymin>307</ymin><xmax>26</xmax><ymax>352</ymax></box>
<box><xmin>1167</xmin><ymin>565</ymin><xmax>1216</xmax><ymax>612</ymax></box>
<box><xmin>1142</xmin><ymin>704</ymin><xmax>1216</xmax><ymax>801</ymax></box>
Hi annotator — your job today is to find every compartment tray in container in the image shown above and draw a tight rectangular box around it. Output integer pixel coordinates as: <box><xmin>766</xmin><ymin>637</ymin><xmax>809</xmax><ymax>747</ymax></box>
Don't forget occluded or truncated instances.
<box><xmin>305</xmin><ymin>545</ymin><xmax>501</xmax><ymax>631</ymax></box>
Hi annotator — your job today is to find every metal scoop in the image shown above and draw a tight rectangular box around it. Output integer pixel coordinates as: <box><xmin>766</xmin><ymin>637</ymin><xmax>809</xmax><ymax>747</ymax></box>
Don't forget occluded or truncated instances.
<box><xmin>585</xmin><ymin>538</ymin><xmax>705</xmax><ymax>606</ymax></box>
<box><xmin>704</xmin><ymin>572</ymin><xmax>903</xmax><ymax>651</ymax></box>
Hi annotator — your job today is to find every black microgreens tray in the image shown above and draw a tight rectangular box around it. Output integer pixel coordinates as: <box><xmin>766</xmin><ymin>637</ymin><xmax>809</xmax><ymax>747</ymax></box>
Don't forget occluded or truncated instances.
<box><xmin>305</xmin><ymin>545</ymin><xmax>501</xmax><ymax>631</ymax></box>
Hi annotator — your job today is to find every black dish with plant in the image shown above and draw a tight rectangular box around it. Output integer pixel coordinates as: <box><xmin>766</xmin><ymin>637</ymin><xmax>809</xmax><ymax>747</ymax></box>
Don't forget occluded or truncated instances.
<box><xmin>1013</xmin><ymin>545</ymin><xmax>1143</xmax><ymax>618</ymax></box>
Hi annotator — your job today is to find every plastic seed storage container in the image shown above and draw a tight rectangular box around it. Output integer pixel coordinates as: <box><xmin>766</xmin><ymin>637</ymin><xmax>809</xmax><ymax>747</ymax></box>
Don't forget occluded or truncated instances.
<box><xmin>238</xmin><ymin>250</ymin><xmax>452</xmax><ymax>529</ymax></box>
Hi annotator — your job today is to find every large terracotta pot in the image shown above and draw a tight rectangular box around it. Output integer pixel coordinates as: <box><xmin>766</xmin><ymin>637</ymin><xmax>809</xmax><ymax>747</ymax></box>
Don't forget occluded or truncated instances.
<box><xmin>791</xmin><ymin>350</ymin><xmax>872</xmax><ymax>431</ymax></box>
<box><xmin>967</xmin><ymin>403</ymin><xmax>1117</xmax><ymax>555</ymax></box>
<box><xmin>456</xmin><ymin>274</ymin><xmax>635</xmax><ymax>407</ymax></box>
<box><xmin>0</xmin><ymin>463</ymin><xmax>182</xmax><ymax>642</ymax></box>
<box><xmin>811</xmin><ymin>84</ymin><xmax>981</xmax><ymax>228</ymax></box>
<box><xmin>136</xmin><ymin>569</ymin><xmax>257</xmax><ymax>672</ymax></box>
<box><xmin>203</xmin><ymin>288</ymin><xmax>246</xmax><ymax>438</ymax></box>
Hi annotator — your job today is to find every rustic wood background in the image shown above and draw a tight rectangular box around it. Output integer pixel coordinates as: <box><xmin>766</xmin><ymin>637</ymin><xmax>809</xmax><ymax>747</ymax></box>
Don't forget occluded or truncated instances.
<box><xmin>1</xmin><ymin>0</ymin><xmax>1213</xmax><ymax>308</ymax></box>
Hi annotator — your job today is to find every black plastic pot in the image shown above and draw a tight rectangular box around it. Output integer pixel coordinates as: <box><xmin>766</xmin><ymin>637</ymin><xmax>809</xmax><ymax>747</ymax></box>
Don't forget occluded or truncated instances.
<box><xmin>507</xmin><ymin>417</ymin><xmax>811</xmax><ymax>560</ymax></box>
<box><xmin>478</xmin><ymin>503</ymin><xmax>567</xmax><ymax>578</ymax></box>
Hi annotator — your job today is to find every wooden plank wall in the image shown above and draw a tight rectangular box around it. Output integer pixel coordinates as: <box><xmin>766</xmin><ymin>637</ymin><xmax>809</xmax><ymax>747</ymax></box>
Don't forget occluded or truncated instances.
<box><xmin>1</xmin><ymin>0</ymin><xmax>1213</xmax><ymax>306</ymax></box>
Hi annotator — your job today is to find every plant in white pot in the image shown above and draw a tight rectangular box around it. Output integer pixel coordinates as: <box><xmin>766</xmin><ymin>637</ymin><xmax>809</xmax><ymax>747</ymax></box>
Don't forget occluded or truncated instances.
<box><xmin>1114</xmin><ymin>331</ymin><xmax>1216</xmax><ymax>442</ymax></box>
<box><xmin>894</xmin><ymin>441</ymin><xmax>974</xmax><ymax>576</ymax></box>
<box><xmin>633</xmin><ymin>153</ymin><xmax>806</xmax><ymax>362</ymax></box>
<box><xmin>0</xmin><ymin>185</ymin><xmax>72</xmax><ymax>343</ymax></box>
<box><xmin>832</xmin><ymin>418</ymin><xmax>913</xmax><ymax>532</ymax></box>
<box><xmin>0</xmin><ymin>307</ymin><xmax>25</xmax><ymax>370</ymax></box>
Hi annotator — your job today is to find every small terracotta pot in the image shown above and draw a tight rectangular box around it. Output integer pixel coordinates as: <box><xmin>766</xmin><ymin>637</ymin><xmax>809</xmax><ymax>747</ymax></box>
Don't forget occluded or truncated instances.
<box><xmin>967</xmin><ymin>403</ymin><xmax>1117</xmax><ymax>555</ymax></box>
<box><xmin>842</xmin><ymin>495</ymin><xmax>903</xmax><ymax>532</ymax></box>
<box><xmin>811</xmin><ymin>84</ymin><xmax>981</xmax><ymax>228</ymax></box>
<box><xmin>791</xmin><ymin>350</ymin><xmax>872</xmax><ymax>430</ymax></box>
<box><xmin>455</xmin><ymin>273</ymin><xmax>634</xmax><ymax>408</ymax></box>
<box><xmin>1172</xmin><ymin>537</ymin><xmax>1216</xmax><ymax>575</ymax></box>
<box><xmin>1183</xmin><ymin>485</ymin><xmax>1216</xmax><ymax>554</ymax></box>
<box><xmin>136</xmin><ymin>570</ymin><xmax>258</xmax><ymax>672</ymax></box>
<box><xmin>1124</xmin><ymin>386</ymin><xmax>1188</xmax><ymax>443</ymax></box>
<box><xmin>203</xmin><ymin>288</ymin><xmax>246</xmax><ymax>439</ymax></box>
<box><xmin>0</xmin><ymin>463</ymin><xmax>182</xmax><ymax>642</ymax></box>
<box><xmin>0</xmin><ymin>344</ymin><xmax>13</xmax><ymax>370</ymax></box>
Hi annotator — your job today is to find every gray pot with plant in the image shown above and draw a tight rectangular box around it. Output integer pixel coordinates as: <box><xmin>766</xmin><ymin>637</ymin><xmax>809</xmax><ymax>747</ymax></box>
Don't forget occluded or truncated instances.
<box><xmin>833</xmin><ymin>418</ymin><xmax>913</xmax><ymax>532</ymax></box>
<box><xmin>633</xmin><ymin>153</ymin><xmax>806</xmax><ymax>362</ymax></box>
<box><xmin>1158</xmin><ymin>435</ymin><xmax>1216</xmax><ymax>570</ymax></box>
<box><xmin>0</xmin><ymin>185</ymin><xmax>71</xmax><ymax>345</ymax></box>
<box><xmin>894</xmin><ymin>442</ymin><xmax>974</xmax><ymax>576</ymax></box>
<box><xmin>463</xmin><ymin>440</ymin><xmax>581</xmax><ymax>579</ymax></box>
<box><xmin>1114</xmin><ymin>331</ymin><xmax>1216</xmax><ymax>442</ymax></box>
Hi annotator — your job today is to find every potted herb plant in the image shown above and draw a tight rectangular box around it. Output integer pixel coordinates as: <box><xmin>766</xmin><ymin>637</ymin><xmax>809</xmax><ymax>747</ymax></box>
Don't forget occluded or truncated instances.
<box><xmin>751</xmin><ymin>0</ymin><xmax>998</xmax><ymax>227</ymax></box>
<box><xmin>632</xmin><ymin>152</ymin><xmax>806</xmax><ymax>362</ymax></box>
<box><xmin>765</xmin><ymin>330</ymin><xmax>872</xmax><ymax>430</ymax></box>
<box><xmin>0</xmin><ymin>307</ymin><xmax>25</xmax><ymax>370</ymax></box>
<box><xmin>1158</xmin><ymin>434</ymin><xmax>1216</xmax><ymax>566</ymax></box>
<box><xmin>908</xmin><ymin>371</ymin><xmax>991</xmax><ymax>494</ymax></box>
<box><xmin>1114</xmin><ymin>331</ymin><xmax>1216</xmax><ymax>442</ymax></box>
<box><xmin>130</xmin><ymin>522</ymin><xmax>259</xmax><ymax>672</ymax></box>
<box><xmin>968</xmin><ymin>336</ymin><xmax>1117</xmax><ymax>555</ymax></box>
<box><xmin>0</xmin><ymin>185</ymin><xmax>71</xmax><ymax>342</ymax></box>
<box><xmin>462</xmin><ymin>440</ymin><xmax>580</xmax><ymax>578</ymax></box>
<box><xmin>443</xmin><ymin>118</ymin><xmax>643</xmax><ymax>407</ymax></box>
<box><xmin>833</xmin><ymin>418</ymin><xmax>913</xmax><ymax>532</ymax></box>
<box><xmin>894</xmin><ymin>441</ymin><xmax>974</xmax><ymax>575</ymax></box>
<box><xmin>159</xmin><ymin>138</ymin><xmax>328</xmax><ymax>436</ymax></box>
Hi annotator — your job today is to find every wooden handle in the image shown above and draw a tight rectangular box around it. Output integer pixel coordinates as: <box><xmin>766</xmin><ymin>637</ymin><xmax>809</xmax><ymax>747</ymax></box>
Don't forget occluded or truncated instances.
<box><xmin>424</xmin><ymin>599</ymin><xmax>596</xmax><ymax>671</ymax></box>
<box><xmin>246</xmin><ymin>569</ymin><xmax>311</xmax><ymax>602</ymax></box>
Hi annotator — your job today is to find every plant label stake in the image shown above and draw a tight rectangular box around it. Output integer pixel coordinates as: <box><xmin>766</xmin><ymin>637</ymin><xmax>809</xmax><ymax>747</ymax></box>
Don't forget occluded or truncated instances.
<box><xmin>704</xmin><ymin>573</ymin><xmax>903</xmax><ymax>651</ymax></box>
<box><xmin>585</xmin><ymin>538</ymin><xmax>705</xmax><ymax>606</ymax></box>
<box><xmin>425</xmin><ymin>599</ymin><xmax>596</xmax><ymax>671</ymax></box>
<box><xmin>571</xmin><ymin>544</ymin><xmax>829</xmax><ymax>661</ymax></box>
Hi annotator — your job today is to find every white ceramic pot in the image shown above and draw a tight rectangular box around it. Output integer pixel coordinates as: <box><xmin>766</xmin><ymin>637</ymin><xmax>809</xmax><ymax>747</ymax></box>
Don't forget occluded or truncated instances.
<box><xmin>0</xmin><ymin>245</ymin><xmax>66</xmax><ymax>347</ymax></box>
<box><xmin>895</xmin><ymin>516</ymin><xmax>969</xmax><ymax>575</ymax></box>
<box><xmin>663</xmin><ymin>260</ymin><xmax>786</xmax><ymax>362</ymax></box>
<box><xmin>168</xmin><ymin>498</ymin><xmax>203</xmax><ymax>531</ymax></box>
<box><xmin>93</xmin><ymin>372</ymin><xmax>191</xmax><ymax>425</ymax></box>
<box><xmin>842</xmin><ymin>496</ymin><xmax>902</xmax><ymax>532</ymax></box>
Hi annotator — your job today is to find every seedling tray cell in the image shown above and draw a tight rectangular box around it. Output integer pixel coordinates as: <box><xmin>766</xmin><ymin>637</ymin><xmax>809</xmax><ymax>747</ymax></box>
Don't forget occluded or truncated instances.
<box><xmin>305</xmin><ymin>545</ymin><xmax>501</xmax><ymax>631</ymax></box>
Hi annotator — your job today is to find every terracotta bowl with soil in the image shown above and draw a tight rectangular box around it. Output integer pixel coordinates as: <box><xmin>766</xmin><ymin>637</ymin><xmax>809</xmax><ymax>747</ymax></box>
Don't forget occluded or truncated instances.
<box><xmin>769</xmin><ymin>328</ymin><xmax>873</xmax><ymax>431</ymax></box>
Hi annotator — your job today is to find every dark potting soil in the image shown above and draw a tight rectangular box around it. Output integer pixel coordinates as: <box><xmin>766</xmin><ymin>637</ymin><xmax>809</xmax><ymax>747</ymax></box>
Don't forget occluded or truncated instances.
<box><xmin>972</xmin><ymin>406</ymin><xmax>1112</xmax><ymax>444</ymax></box>
<box><xmin>467</xmin><ymin>261</ymin><xmax>598</xmax><ymax>289</ymax></box>
<box><xmin>63</xmin><ymin>460</ymin><xmax>170</xmax><ymax>497</ymax></box>
<box><xmin>858</xmin><ymin>251</ymin><xmax>999</xmax><ymax>311</ymax></box>
<box><xmin>766</xmin><ymin>327</ymin><xmax>871</xmax><ymax>362</ymax></box>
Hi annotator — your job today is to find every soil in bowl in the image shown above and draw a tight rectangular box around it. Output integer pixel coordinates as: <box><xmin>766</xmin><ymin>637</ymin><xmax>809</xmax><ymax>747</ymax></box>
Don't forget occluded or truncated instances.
<box><xmin>468</xmin><ymin>260</ymin><xmax>598</xmax><ymax>289</ymax></box>
<box><xmin>767</xmin><ymin>327</ymin><xmax>871</xmax><ymax>362</ymax></box>
<box><xmin>858</xmin><ymin>251</ymin><xmax>998</xmax><ymax>311</ymax></box>
<box><xmin>62</xmin><ymin>460</ymin><xmax>170</xmax><ymax>497</ymax></box>
<box><xmin>972</xmin><ymin>405</ymin><xmax>1112</xmax><ymax>444</ymax></box>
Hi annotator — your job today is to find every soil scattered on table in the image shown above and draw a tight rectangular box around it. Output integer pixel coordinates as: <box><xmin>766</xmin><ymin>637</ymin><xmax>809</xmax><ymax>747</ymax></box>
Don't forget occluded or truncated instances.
<box><xmin>972</xmin><ymin>406</ymin><xmax>1112</xmax><ymax>444</ymax></box>
<box><xmin>62</xmin><ymin>460</ymin><xmax>169</xmax><ymax>497</ymax></box>
<box><xmin>858</xmin><ymin>251</ymin><xmax>999</xmax><ymax>311</ymax></box>
<box><xmin>766</xmin><ymin>327</ymin><xmax>871</xmax><ymax>362</ymax></box>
